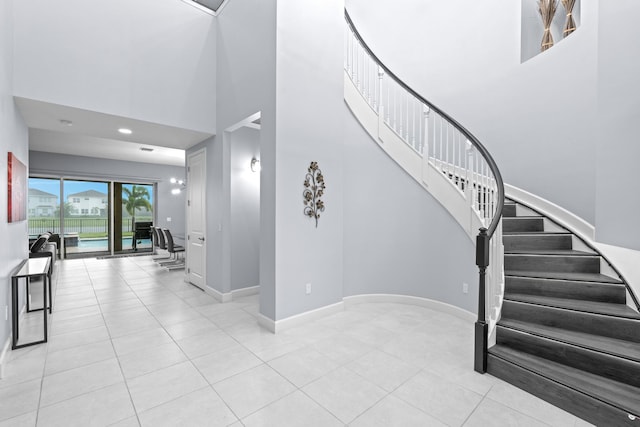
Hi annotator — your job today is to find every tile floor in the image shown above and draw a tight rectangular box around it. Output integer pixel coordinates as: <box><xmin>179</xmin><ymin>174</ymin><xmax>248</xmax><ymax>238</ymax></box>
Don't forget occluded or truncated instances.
<box><xmin>0</xmin><ymin>256</ymin><xmax>595</xmax><ymax>426</ymax></box>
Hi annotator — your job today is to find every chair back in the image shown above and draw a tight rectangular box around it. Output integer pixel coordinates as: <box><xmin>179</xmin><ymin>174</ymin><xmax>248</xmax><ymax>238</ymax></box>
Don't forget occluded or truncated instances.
<box><xmin>151</xmin><ymin>226</ymin><xmax>160</xmax><ymax>248</ymax></box>
<box><xmin>163</xmin><ymin>229</ymin><xmax>175</xmax><ymax>253</ymax></box>
<box><xmin>155</xmin><ymin>227</ymin><xmax>167</xmax><ymax>250</ymax></box>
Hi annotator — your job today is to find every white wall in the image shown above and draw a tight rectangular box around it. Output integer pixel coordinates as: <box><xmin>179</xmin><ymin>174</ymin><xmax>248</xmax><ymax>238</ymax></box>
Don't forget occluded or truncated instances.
<box><xmin>0</xmin><ymin>0</ymin><xmax>29</xmax><ymax>358</ymax></box>
<box><xmin>595</xmin><ymin>0</ymin><xmax>640</xmax><ymax>250</ymax></box>
<box><xmin>210</xmin><ymin>0</ymin><xmax>482</xmax><ymax>321</ymax></box>
<box><xmin>230</xmin><ymin>127</ymin><xmax>260</xmax><ymax>291</ymax></box>
<box><xmin>343</xmin><ymin>105</ymin><xmax>478</xmax><ymax>312</ymax></box>
<box><xmin>272</xmin><ymin>0</ymin><xmax>345</xmax><ymax>320</ymax></box>
<box><xmin>188</xmin><ymin>0</ymin><xmax>276</xmax><ymax>307</ymax></box>
<box><xmin>13</xmin><ymin>0</ymin><xmax>217</xmax><ymax>134</ymax></box>
<box><xmin>346</xmin><ymin>0</ymin><xmax>599</xmax><ymax>228</ymax></box>
<box><xmin>29</xmin><ymin>151</ymin><xmax>187</xmax><ymax>238</ymax></box>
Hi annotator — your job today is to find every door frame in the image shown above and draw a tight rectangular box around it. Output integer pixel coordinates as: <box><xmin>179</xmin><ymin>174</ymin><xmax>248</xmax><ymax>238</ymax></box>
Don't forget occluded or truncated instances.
<box><xmin>186</xmin><ymin>147</ymin><xmax>207</xmax><ymax>289</ymax></box>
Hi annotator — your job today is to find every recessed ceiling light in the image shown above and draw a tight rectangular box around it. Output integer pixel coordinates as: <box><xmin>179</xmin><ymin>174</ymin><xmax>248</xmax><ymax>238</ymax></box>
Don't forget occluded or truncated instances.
<box><xmin>140</xmin><ymin>147</ymin><xmax>154</xmax><ymax>152</ymax></box>
<box><xmin>118</xmin><ymin>128</ymin><xmax>132</xmax><ymax>135</ymax></box>
<box><xmin>60</xmin><ymin>119</ymin><xmax>73</xmax><ymax>126</ymax></box>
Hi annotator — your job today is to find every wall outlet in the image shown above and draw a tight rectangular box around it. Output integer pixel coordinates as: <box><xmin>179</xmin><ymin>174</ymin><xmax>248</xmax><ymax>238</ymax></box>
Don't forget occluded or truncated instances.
<box><xmin>305</xmin><ymin>283</ymin><xmax>312</xmax><ymax>295</ymax></box>
<box><xmin>463</xmin><ymin>283</ymin><xmax>469</xmax><ymax>294</ymax></box>
<box><xmin>167</xmin><ymin>217</ymin><xmax>172</xmax><ymax>222</ymax></box>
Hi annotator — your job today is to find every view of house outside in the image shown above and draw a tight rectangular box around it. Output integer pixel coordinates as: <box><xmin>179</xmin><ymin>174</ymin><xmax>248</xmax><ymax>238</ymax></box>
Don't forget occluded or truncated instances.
<box><xmin>28</xmin><ymin>177</ymin><xmax>153</xmax><ymax>255</ymax></box>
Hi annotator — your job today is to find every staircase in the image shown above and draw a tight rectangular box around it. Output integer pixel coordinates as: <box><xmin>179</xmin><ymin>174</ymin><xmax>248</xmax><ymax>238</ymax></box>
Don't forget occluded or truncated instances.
<box><xmin>488</xmin><ymin>199</ymin><xmax>640</xmax><ymax>426</ymax></box>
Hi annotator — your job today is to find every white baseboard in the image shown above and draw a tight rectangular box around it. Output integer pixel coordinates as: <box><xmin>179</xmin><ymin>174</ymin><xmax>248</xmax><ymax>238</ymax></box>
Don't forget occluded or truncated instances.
<box><xmin>256</xmin><ymin>313</ymin><xmax>276</xmax><ymax>333</ymax></box>
<box><xmin>256</xmin><ymin>294</ymin><xmax>475</xmax><ymax>334</ymax></box>
<box><xmin>343</xmin><ymin>294</ymin><xmax>476</xmax><ymax>323</ymax></box>
<box><xmin>257</xmin><ymin>301</ymin><xmax>345</xmax><ymax>334</ymax></box>
<box><xmin>202</xmin><ymin>285</ymin><xmax>232</xmax><ymax>303</ymax></box>
<box><xmin>0</xmin><ymin>335</ymin><xmax>10</xmax><ymax>379</ymax></box>
<box><xmin>231</xmin><ymin>286</ymin><xmax>259</xmax><ymax>299</ymax></box>
<box><xmin>0</xmin><ymin>303</ymin><xmax>29</xmax><ymax>379</ymax></box>
<box><xmin>202</xmin><ymin>285</ymin><xmax>259</xmax><ymax>303</ymax></box>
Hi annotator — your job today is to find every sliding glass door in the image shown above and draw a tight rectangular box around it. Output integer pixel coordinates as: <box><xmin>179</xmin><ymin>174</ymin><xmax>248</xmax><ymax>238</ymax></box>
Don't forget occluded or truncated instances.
<box><xmin>28</xmin><ymin>177</ymin><xmax>62</xmax><ymax>240</ymax></box>
<box><xmin>29</xmin><ymin>177</ymin><xmax>155</xmax><ymax>258</ymax></box>
<box><xmin>63</xmin><ymin>179</ymin><xmax>110</xmax><ymax>257</ymax></box>
<box><xmin>114</xmin><ymin>183</ymin><xmax>154</xmax><ymax>254</ymax></box>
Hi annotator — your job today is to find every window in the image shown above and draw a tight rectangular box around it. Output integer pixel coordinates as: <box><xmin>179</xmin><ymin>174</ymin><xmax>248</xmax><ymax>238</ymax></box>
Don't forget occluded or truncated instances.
<box><xmin>72</xmin><ymin>198</ymin><xmax>80</xmax><ymax>203</ymax></box>
<box><xmin>81</xmin><ymin>208</ymin><xmax>89</xmax><ymax>214</ymax></box>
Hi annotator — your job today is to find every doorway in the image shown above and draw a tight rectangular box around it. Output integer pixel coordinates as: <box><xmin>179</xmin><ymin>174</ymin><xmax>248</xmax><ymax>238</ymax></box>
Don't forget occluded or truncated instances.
<box><xmin>187</xmin><ymin>148</ymin><xmax>207</xmax><ymax>289</ymax></box>
<box><xmin>114</xmin><ymin>182</ymin><xmax>154</xmax><ymax>255</ymax></box>
<box><xmin>28</xmin><ymin>177</ymin><xmax>155</xmax><ymax>258</ymax></box>
<box><xmin>62</xmin><ymin>179</ymin><xmax>111</xmax><ymax>258</ymax></box>
<box><xmin>227</xmin><ymin>113</ymin><xmax>261</xmax><ymax>295</ymax></box>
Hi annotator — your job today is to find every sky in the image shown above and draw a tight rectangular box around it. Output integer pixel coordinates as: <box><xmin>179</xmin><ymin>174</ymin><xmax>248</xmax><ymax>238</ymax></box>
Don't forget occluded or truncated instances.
<box><xmin>29</xmin><ymin>178</ymin><xmax>153</xmax><ymax>205</ymax></box>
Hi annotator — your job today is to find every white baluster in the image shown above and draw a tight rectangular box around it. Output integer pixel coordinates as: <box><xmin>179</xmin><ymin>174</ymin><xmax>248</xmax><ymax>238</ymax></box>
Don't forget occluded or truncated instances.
<box><xmin>439</xmin><ymin>115</ymin><xmax>443</xmax><ymax>169</ymax></box>
<box><xmin>377</xmin><ymin>66</ymin><xmax>384</xmax><ymax>118</ymax></box>
<box><xmin>422</xmin><ymin>105</ymin><xmax>430</xmax><ymax>157</ymax></box>
<box><xmin>404</xmin><ymin>91</ymin><xmax>408</xmax><ymax>140</ymax></box>
<box><xmin>466</xmin><ymin>141</ymin><xmax>473</xmax><ymax>208</ymax></box>
<box><xmin>412</xmin><ymin>99</ymin><xmax>416</xmax><ymax>150</ymax></box>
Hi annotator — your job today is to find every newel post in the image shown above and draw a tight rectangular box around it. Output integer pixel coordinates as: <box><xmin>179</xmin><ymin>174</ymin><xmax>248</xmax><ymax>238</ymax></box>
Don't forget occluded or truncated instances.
<box><xmin>474</xmin><ymin>227</ymin><xmax>489</xmax><ymax>373</ymax></box>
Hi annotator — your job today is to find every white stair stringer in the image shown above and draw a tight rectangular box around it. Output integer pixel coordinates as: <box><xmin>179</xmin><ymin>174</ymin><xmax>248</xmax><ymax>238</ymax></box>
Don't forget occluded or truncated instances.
<box><xmin>344</xmin><ymin>70</ymin><xmax>506</xmax><ymax>340</ymax></box>
<box><xmin>344</xmin><ymin>71</ymin><xmax>485</xmax><ymax>241</ymax></box>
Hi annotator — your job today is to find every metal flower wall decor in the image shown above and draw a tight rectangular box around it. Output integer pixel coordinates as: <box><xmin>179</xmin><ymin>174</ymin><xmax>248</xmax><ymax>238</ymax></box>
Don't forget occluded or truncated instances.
<box><xmin>303</xmin><ymin>161</ymin><xmax>325</xmax><ymax>228</ymax></box>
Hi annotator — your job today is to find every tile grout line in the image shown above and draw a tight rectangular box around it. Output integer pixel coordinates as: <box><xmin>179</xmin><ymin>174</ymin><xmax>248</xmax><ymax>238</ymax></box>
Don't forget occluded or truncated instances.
<box><xmin>89</xmin><ymin>257</ymin><xmax>144</xmax><ymax>427</ymax></box>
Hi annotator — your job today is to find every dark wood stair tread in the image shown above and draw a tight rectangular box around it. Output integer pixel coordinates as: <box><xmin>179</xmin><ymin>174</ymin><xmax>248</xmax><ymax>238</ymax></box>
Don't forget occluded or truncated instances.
<box><xmin>489</xmin><ymin>345</ymin><xmax>640</xmax><ymax>415</ymax></box>
<box><xmin>503</xmin><ymin>231</ymin><xmax>571</xmax><ymax>236</ymax></box>
<box><xmin>504</xmin><ymin>293</ymin><xmax>640</xmax><ymax>319</ymax></box>
<box><xmin>503</xmin><ymin>232</ymin><xmax>570</xmax><ymax>235</ymax></box>
<box><xmin>505</xmin><ymin>270</ymin><xmax>622</xmax><ymax>284</ymax></box>
<box><xmin>498</xmin><ymin>319</ymin><xmax>640</xmax><ymax>363</ymax></box>
<box><xmin>505</xmin><ymin>250</ymin><xmax>597</xmax><ymax>256</ymax></box>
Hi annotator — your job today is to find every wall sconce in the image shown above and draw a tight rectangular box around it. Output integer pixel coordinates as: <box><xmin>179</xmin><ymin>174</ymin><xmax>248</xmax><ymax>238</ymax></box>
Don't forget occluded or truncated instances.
<box><xmin>170</xmin><ymin>177</ymin><xmax>186</xmax><ymax>195</ymax></box>
<box><xmin>250</xmin><ymin>158</ymin><xmax>261</xmax><ymax>173</ymax></box>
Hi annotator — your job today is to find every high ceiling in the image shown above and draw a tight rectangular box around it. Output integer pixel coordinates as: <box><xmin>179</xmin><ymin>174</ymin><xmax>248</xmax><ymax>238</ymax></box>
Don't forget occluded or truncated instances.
<box><xmin>182</xmin><ymin>0</ymin><xmax>229</xmax><ymax>15</ymax></box>
<box><xmin>17</xmin><ymin>97</ymin><xmax>213</xmax><ymax>167</ymax></box>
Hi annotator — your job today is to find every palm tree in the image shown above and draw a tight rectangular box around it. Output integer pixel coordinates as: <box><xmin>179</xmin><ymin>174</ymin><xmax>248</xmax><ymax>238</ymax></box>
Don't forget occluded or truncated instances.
<box><xmin>122</xmin><ymin>185</ymin><xmax>152</xmax><ymax>248</ymax></box>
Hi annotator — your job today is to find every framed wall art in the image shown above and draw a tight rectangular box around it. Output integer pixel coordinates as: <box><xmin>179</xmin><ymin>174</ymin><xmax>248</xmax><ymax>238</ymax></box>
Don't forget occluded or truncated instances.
<box><xmin>8</xmin><ymin>152</ymin><xmax>27</xmax><ymax>222</ymax></box>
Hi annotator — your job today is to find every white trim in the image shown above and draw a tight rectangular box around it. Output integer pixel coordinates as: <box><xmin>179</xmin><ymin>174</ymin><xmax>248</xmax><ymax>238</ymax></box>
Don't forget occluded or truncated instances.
<box><xmin>505</xmin><ymin>183</ymin><xmax>595</xmax><ymax>240</ymax></box>
<box><xmin>505</xmin><ymin>184</ymin><xmax>640</xmax><ymax>310</ymax></box>
<box><xmin>345</xmin><ymin>71</ymin><xmax>482</xmax><ymax>242</ymax></box>
<box><xmin>225</xmin><ymin>112</ymin><xmax>262</xmax><ymax>133</ymax></box>
<box><xmin>257</xmin><ymin>295</ymin><xmax>475</xmax><ymax>335</ymax></box>
<box><xmin>203</xmin><ymin>285</ymin><xmax>232</xmax><ymax>303</ymax></box>
<box><xmin>343</xmin><ymin>294</ymin><xmax>476</xmax><ymax>323</ymax></box>
<box><xmin>186</xmin><ymin>147</ymin><xmax>207</xmax><ymax>292</ymax></box>
<box><xmin>592</xmin><ymin>242</ymin><xmax>640</xmax><ymax>312</ymax></box>
<box><xmin>0</xmin><ymin>336</ymin><xmax>10</xmax><ymax>379</ymax></box>
<box><xmin>202</xmin><ymin>284</ymin><xmax>259</xmax><ymax>303</ymax></box>
<box><xmin>0</xmin><ymin>304</ymin><xmax>29</xmax><ymax>379</ymax></box>
<box><xmin>231</xmin><ymin>286</ymin><xmax>259</xmax><ymax>299</ymax></box>
<box><xmin>257</xmin><ymin>301</ymin><xmax>346</xmax><ymax>334</ymax></box>
<box><xmin>180</xmin><ymin>0</ymin><xmax>232</xmax><ymax>16</ymax></box>
<box><xmin>256</xmin><ymin>313</ymin><xmax>276</xmax><ymax>333</ymax></box>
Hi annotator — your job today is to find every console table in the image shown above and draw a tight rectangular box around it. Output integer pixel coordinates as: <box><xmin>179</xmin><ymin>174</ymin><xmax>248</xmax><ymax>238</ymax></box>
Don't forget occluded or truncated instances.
<box><xmin>11</xmin><ymin>257</ymin><xmax>51</xmax><ymax>350</ymax></box>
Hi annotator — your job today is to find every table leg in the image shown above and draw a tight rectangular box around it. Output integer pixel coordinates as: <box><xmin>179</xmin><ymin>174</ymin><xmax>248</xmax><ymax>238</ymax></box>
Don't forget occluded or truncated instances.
<box><xmin>43</xmin><ymin>273</ymin><xmax>48</xmax><ymax>342</ymax></box>
<box><xmin>12</xmin><ymin>278</ymin><xmax>18</xmax><ymax>349</ymax></box>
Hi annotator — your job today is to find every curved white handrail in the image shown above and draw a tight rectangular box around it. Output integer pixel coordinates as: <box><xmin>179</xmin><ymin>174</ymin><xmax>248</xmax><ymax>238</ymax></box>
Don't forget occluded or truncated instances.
<box><xmin>344</xmin><ymin>12</ymin><xmax>505</xmax><ymax>351</ymax></box>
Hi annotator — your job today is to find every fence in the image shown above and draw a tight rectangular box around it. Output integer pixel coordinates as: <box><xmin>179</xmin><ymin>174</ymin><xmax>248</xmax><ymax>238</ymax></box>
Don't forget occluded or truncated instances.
<box><xmin>28</xmin><ymin>217</ymin><xmax>153</xmax><ymax>236</ymax></box>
